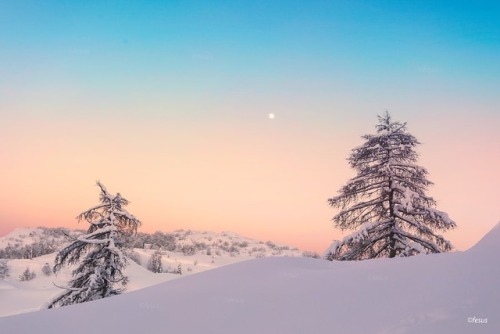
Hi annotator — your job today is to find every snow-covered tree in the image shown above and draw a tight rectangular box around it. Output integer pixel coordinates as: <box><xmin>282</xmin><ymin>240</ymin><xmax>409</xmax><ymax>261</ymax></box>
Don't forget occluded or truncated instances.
<box><xmin>148</xmin><ymin>250</ymin><xmax>163</xmax><ymax>273</ymax></box>
<box><xmin>0</xmin><ymin>260</ymin><xmax>9</xmax><ymax>279</ymax></box>
<box><xmin>19</xmin><ymin>267</ymin><xmax>36</xmax><ymax>281</ymax></box>
<box><xmin>327</xmin><ymin>112</ymin><xmax>456</xmax><ymax>261</ymax></box>
<box><xmin>47</xmin><ymin>182</ymin><xmax>141</xmax><ymax>308</ymax></box>
<box><xmin>177</xmin><ymin>263</ymin><xmax>182</xmax><ymax>275</ymax></box>
<box><xmin>41</xmin><ymin>263</ymin><xmax>52</xmax><ymax>276</ymax></box>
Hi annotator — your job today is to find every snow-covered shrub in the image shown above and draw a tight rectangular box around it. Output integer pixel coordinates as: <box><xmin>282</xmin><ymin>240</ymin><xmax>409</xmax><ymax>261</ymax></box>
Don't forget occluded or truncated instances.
<box><xmin>180</xmin><ymin>244</ymin><xmax>196</xmax><ymax>256</ymax></box>
<box><xmin>0</xmin><ymin>260</ymin><xmax>9</xmax><ymax>279</ymax></box>
<box><xmin>302</xmin><ymin>251</ymin><xmax>321</xmax><ymax>259</ymax></box>
<box><xmin>265</xmin><ymin>241</ymin><xmax>276</xmax><ymax>249</ymax></box>
<box><xmin>176</xmin><ymin>263</ymin><xmax>182</xmax><ymax>275</ymax></box>
<box><xmin>41</xmin><ymin>263</ymin><xmax>52</xmax><ymax>276</ymax></box>
<box><xmin>148</xmin><ymin>231</ymin><xmax>176</xmax><ymax>251</ymax></box>
<box><xmin>19</xmin><ymin>267</ymin><xmax>36</xmax><ymax>281</ymax></box>
<box><xmin>229</xmin><ymin>246</ymin><xmax>240</xmax><ymax>255</ymax></box>
<box><xmin>219</xmin><ymin>242</ymin><xmax>240</xmax><ymax>255</ymax></box>
<box><xmin>237</xmin><ymin>241</ymin><xmax>249</xmax><ymax>248</ymax></box>
<box><xmin>148</xmin><ymin>250</ymin><xmax>163</xmax><ymax>273</ymax></box>
<box><xmin>194</xmin><ymin>241</ymin><xmax>208</xmax><ymax>251</ymax></box>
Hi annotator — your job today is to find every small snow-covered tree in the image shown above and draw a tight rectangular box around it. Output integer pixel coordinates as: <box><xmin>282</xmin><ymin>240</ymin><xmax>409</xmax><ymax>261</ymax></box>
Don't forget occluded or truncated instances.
<box><xmin>148</xmin><ymin>250</ymin><xmax>163</xmax><ymax>273</ymax></box>
<box><xmin>19</xmin><ymin>267</ymin><xmax>36</xmax><ymax>281</ymax></box>
<box><xmin>327</xmin><ymin>112</ymin><xmax>456</xmax><ymax>260</ymax></box>
<box><xmin>0</xmin><ymin>260</ymin><xmax>9</xmax><ymax>279</ymax></box>
<box><xmin>41</xmin><ymin>263</ymin><xmax>52</xmax><ymax>276</ymax></box>
<box><xmin>47</xmin><ymin>182</ymin><xmax>141</xmax><ymax>308</ymax></box>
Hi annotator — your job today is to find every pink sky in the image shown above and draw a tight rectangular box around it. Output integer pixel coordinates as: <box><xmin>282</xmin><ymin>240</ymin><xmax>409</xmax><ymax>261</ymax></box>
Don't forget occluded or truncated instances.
<box><xmin>1</xmin><ymin>112</ymin><xmax>498</xmax><ymax>253</ymax></box>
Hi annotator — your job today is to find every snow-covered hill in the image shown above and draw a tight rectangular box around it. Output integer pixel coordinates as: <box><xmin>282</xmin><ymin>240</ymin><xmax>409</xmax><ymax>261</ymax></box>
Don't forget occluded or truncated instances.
<box><xmin>1</xmin><ymin>223</ymin><xmax>498</xmax><ymax>333</ymax></box>
<box><xmin>0</xmin><ymin>227</ymin><xmax>305</xmax><ymax>317</ymax></box>
<box><xmin>0</xmin><ymin>227</ymin><xmax>304</xmax><ymax>260</ymax></box>
<box><xmin>0</xmin><ymin>227</ymin><xmax>82</xmax><ymax>259</ymax></box>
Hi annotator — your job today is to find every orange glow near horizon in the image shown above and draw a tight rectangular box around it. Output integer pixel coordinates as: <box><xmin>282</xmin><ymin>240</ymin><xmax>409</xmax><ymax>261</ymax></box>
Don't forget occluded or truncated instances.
<box><xmin>1</xmin><ymin>112</ymin><xmax>499</xmax><ymax>253</ymax></box>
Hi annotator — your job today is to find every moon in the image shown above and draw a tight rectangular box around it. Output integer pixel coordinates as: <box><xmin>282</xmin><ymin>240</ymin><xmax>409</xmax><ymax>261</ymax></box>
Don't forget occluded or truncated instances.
<box><xmin>268</xmin><ymin>113</ymin><xmax>275</xmax><ymax>119</ymax></box>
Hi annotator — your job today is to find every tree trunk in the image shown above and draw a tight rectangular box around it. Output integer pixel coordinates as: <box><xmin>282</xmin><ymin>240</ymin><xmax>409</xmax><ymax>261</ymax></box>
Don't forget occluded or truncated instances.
<box><xmin>388</xmin><ymin>179</ymin><xmax>397</xmax><ymax>258</ymax></box>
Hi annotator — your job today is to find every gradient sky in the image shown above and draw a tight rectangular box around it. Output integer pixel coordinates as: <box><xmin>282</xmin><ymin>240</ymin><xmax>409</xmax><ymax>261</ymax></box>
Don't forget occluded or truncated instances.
<box><xmin>1</xmin><ymin>0</ymin><xmax>499</xmax><ymax>253</ymax></box>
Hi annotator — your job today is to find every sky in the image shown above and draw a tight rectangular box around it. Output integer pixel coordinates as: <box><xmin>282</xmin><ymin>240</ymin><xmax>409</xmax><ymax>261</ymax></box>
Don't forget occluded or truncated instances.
<box><xmin>1</xmin><ymin>0</ymin><xmax>499</xmax><ymax>253</ymax></box>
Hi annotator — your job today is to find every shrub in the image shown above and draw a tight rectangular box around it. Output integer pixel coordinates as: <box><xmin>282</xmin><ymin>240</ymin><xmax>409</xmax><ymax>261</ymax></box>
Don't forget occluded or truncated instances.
<box><xmin>180</xmin><ymin>244</ymin><xmax>196</xmax><ymax>256</ymax></box>
<box><xmin>302</xmin><ymin>251</ymin><xmax>321</xmax><ymax>259</ymax></box>
<box><xmin>19</xmin><ymin>267</ymin><xmax>36</xmax><ymax>281</ymax></box>
<box><xmin>147</xmin><ymin>250</ymin><xmax>163</xmax><ymax>273</ymax></box>
<box><xmin>265</xmin><ymin>241</ymin><xmax>276</xmax><ymax>249</ymax></box>
<box><xmin>41</xmin><ymin>263</ymin><xmax>52</xmax><ymax>276</ymax></box>
<box><xmin>176</xmin><ymin>263</ymin><xmax>182</xmax><ymax>275</ymax></box>
<box><xmin>0</xmin><ymin>260</ymin><xmax>9</xmax><ymax>279</ymax></box>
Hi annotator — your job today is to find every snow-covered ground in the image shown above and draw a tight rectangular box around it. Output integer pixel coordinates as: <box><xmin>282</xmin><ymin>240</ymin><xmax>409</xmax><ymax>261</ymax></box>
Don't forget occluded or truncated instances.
<box><xmin>0</xmin><ymin>228</ymin><xmax>304</xmax><ymax>317</ymax></box>
<box><xmin>0</xmin><ymin>223</ymin><xmax>498</xmax><ymax>333</ymax></box>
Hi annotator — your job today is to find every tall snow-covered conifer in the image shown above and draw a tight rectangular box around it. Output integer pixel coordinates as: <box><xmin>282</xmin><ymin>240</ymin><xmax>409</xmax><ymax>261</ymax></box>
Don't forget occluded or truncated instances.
<box><xmin>47</xmin><ymin>182</ymin><xmax>141</xmax><ymax>308</ymax></box>
<box><xmin>327</xmin><ymin>112</ymin><xmax>456</xmax><ymax>261</ymax></box>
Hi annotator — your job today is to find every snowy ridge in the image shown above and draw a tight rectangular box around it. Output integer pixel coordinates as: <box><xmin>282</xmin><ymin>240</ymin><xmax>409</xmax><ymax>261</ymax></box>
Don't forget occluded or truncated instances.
<box><xmin>0</xmin><ymin>227</ymin><xmax>74</xmax><ymax>249</ymax></box>
<box><xmin>0</xmin><ymin>227</ymin><xmax>303</xmax><ymax>260</ymax></box>
<box><xmin>465</xmin><ymin>221</ymin><xmax>500</xmax><ymax>255</ymax></box>
<box><xmin>0</xmin><ymin>223</ymin><xmax>498</xmax><ymax>333</ymax></box>
<box><xmin>0</xmin><ymin>227</ymin><xmax>83</xmax><ymax>259</ymax></box>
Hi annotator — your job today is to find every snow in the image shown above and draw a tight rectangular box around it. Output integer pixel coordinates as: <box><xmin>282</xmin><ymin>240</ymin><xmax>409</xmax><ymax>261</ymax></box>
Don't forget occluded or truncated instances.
<box><xmin>466</xmin><ymin>221</ymin><xmax>500</xmax><ymax>255</ymax></box>
<box><xmin>0</xmin><ymin>228</ymin><xmax>45</xmax><ymax>248</ymax></box>
<box><xmin>0</xmin><ymin>228</ymin><xmax>303</xmax><ymax>316</ymax></box>
<box><xmin>1</xmin><ymin>223</ymin><xmax>498</xmax><ymax>333</ymax></box>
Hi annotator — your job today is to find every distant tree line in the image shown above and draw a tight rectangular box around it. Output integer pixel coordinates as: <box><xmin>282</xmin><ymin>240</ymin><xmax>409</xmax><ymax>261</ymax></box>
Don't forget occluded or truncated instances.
<box><xmin>124</xmin><ymin>231</ymin><xmax>177</xmax><ymax>251</ymax></box>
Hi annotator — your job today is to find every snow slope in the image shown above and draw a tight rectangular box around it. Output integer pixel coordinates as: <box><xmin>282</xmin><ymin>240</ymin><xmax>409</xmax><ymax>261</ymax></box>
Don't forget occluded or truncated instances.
<box><xmin>1</xmin><ymin>223</ymin><xmax>498</xmax><ymax>334</ymax></box>
<box><xmin>0</xmin><ymin>254</ymin><xmax>177</xmax><ymax>317</ymax></box>
<box><xmin>0</xmin><ymin>228</ymin><xmax>304</xmax><ymax>317</ymax></box>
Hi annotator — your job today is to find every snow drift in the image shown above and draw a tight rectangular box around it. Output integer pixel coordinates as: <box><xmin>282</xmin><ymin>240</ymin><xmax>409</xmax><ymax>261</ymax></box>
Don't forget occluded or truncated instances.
<box><xmin>1</xmin><ymin>223</ymin><xmax>498</xmax><ymax>334</ymax></box>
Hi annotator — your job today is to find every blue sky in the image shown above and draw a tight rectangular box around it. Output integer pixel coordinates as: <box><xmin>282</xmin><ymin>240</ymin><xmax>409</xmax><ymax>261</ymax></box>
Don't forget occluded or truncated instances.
<box><xmin>2</xmin><ymin>0</ymin><xmax>499</xmax><ymax>119</ymax></box>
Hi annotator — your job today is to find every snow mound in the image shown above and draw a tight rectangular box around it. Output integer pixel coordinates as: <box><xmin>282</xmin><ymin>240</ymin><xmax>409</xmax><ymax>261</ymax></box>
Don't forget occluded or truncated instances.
<box><xmin>466</xmin><ymin>221</ymin><xmax>500</xmax><ymax>254</ymax></box>
<box><xmin>1</xmin><ymin>224</ymin><xmax>499</xmax><ymax>333</ymax></box>
<box><xmin>1</xmin><ymin>239</ymin><xmax>499</xmax><ymax>333</ymax></box>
